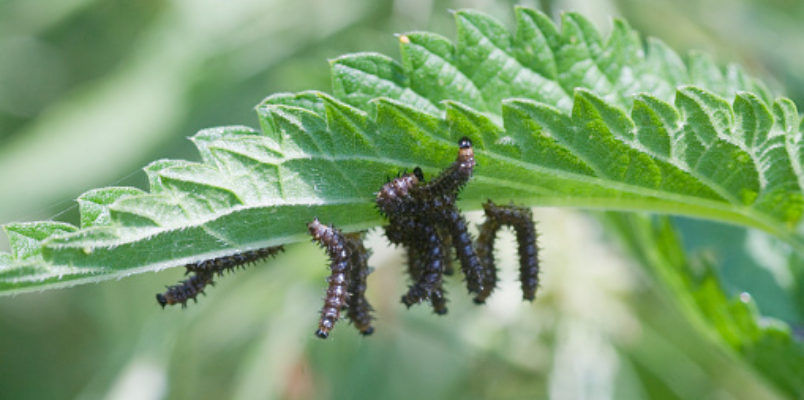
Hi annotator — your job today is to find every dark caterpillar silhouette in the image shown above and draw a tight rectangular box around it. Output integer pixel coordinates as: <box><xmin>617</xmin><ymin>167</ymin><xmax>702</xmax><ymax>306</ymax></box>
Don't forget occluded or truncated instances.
<box><xmin>436</xmin><ymin>197</ymin><xmax>484</xmax><ymax>294</ymax></box>
<box><xmin>344</xmin><ymin>232</ymin><xmax>375</xmax><ymax>335</ymax></box>
<box><xmin>377</xmin><ymin>137</ymin><xmax>484</xmax><ymax>302</ymax></box>
<box><xmin>385</xmin><ymin>214</ymin><xmax>446</xmax><ymax>314</ymax></box>
<box><xmin>398</xmin><ymin>221</ymin><xmax>447</xmax><ymax>310</ymax></box>
<box><xmin>185</xmin><ymin>247</ymin><xmax>285</xmax><ymax>276</ymax></box>
<box><xmin>405</xmin><ymin>237</ymin><xmax>450</xmax><ymax>314</ymax></box>
<box><xmin>308</xmin><ymin>219</ymin><xmax>375</xmax><ymax>339</ymax></box>
<box><xmin>421</xmin><ymin>137</ymin><xmax>475</xmax><ymax>197</ymax></box>
<box><xmin>378</xmin><ymin>137</ymin><xmax>542</xmax><ymax>312</ymax></box>
<box><xmin>157</xmin><ymin>271</ymin><xmax>215</xmax><ymax>308</ymax></box>
<box><xmin>156</xmin><ymin>246</ymin><xmax>284</xmax><ymax>308</ymax></box>
<box><xmin>375</xmin><ymin>139</ymin><xmax>475</xmax><ymax>217</ymax></box>
<box><xmin>473</xmin><ymin>201</ymin><xmax>540</xmax><ymax>304</ymax></box>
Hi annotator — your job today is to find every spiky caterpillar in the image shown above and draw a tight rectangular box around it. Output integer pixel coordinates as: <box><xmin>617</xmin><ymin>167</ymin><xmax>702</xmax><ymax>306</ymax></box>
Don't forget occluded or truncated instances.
<box><xmin>406</xmin><ymin>241</ymin><xmax>450</xmax><ymax>314</ymax></box>
<box><xmin>156</xmin><ymin>246</ymin><xmax>284</xmax><ymax>308</ymax></box>
<box><xmin>308</xmin><ymin>219</ymin><xmax>375</xmax><ymax>339</ymax></box>
<box><xmin>385</xmin><ymin>214</ymin><xmax>449</xmax><ymax>314</ymax></box>
<box><xmin>308</xmin><ymin>218</ymin><xmax>352</xmax><ymax>339</ymax></box>
<box><xmin>375</xmin><ymin>169</ymin><xmax>423</xmax><ymax>217</ymax></box>
<box><xmin>344</xmin><ymin>232</ymin><xmax>375</xmax><ymax>335</ymax></box>
<box><xmin>376</xmin><ymin>137</ymin><xmax>484</xmax><ymax>296</ymax></box>
<box><xmin>395</xmin><ymin>221</ymin><xmax>448</xmax><ymax>311</ymax></box>
<box><xmin>185</xmin><ymin>247</ymin><xmax>285</xmax><ymax>276</ymax></box>
<box><xmin>378</xmin><ymin>138</ymin><xmax>542</xmax><ymax>313</ymax></box>
<box><xmin>434</xmin><ymin>197</ymin><xmax>484</xmax><ymax>294</ymax></box>
<box><xmin>407</xmin><ymin>246</ymin><xmax>449</xmax><ymax>314</ymax></box>
<box><xmin>375</xmin><ymin>138</ymin><xmax>474</xmax><ymax>216</ymax></box>
<box><xmin>418</xmin><ymin>137</ymin><xmax>475</xmax><ymax>198</ymax></box>
<box><xmin>156</xmin><ymin>271</ymin><xmax>215</xmax><ymax>308</ymax></box>
<box><xmin>473</xmin><ymin>201</ymin><xmax>540</xmax><ymax>303</ymax></box>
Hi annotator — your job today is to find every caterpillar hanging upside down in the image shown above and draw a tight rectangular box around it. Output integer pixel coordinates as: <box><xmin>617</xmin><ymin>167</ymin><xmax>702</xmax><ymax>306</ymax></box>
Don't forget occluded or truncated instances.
<box><xmin>375</xmin><ymin>137</ymin><xmax>540</xmax><ymax>311</ymax></box>
<box><xmin>154</xmin><ymin>137</ymin><xmax>541</xmax><ymax>340</ymax></box>
<box><xmin>307</xmin><ymin>219</ymin><xmax>375</xmax><ymax>339</ymax></box>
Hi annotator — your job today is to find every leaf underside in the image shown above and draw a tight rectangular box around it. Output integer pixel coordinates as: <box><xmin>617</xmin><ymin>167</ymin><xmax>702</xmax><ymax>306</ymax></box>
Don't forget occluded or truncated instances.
<box><xmin>1</xmin><ymin>8</ymin><xmax>803</xmax><ymax>298</ymax></box>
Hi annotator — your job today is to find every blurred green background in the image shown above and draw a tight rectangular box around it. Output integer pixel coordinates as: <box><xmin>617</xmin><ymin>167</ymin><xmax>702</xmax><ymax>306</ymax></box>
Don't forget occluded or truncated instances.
<box><xmin>1</xmin><ymin>0</ymin><xmax>802</xmax><ymax>399</ymax></box>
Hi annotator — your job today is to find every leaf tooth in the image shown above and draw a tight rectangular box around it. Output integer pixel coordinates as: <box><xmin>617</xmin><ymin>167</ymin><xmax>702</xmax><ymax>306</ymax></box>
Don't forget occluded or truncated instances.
<box><xmin>77</xmin><ymin>187</ymin><xmax>146</xmax><ymax>229</ymax></box>
<box><xmin>256</xmin><ymin>106</ymin><xmax>282</xmax><ymax>142</ymax></box>
<box><xmin>329</xmin><ymin>53</ymin><xmax>439</xmax><ymax>115</ymax></box>
<box><xmin>753</xmin><ymin>98</ymin><xmax>804</xmax><ymax>223</ymax></box>
<box><xmin>206</xmin><ymin>148</ymin><xmax>283</xmax><ymax>204</ymax></box>
<box><xmin>733</xmin><ymin>92</ymin><xmax>772</xmax><ymax>150</ymax></box>
<box><xmin>206</xmin><ymin>136</ymin><xmax>283</xmax><ymax>167</ymax></box>
<box><xmin>632</xmin><ymin>94</ymin><xmax>676</xmax><ymax>159</ymax></box>
<box><xmin>143</xmin><ymin>159</ymin><xmax>191</xmax><ymax>194</ymax></box>
<box><xmin>3</xmin><ymin>222</ymin><xmax>77</xmax><ymax>261</ymax></box>
<box><xmin>263</xmin><ymin>105</ymin><xmax>330</xmax><ymax>156</ymax></box>
<box><xmin>502</xmin><ymin>98</ymin><xmax>596</xmax><ymax>178</ymax></box>
<box><xmin>553</xmin><ymin>13</ymin><xmax>619</xmax><ymax>107</ymax></box>
<box><xmin>562</xmin><ymin>12</ymin><xmax>605</xmax><ymax>61</ymax></box>
<box><xmin>675</xmin><ymin>86</ymin><xmax>735</xmax><ymax>148</ymax></box>
<box><xmin>687</xmin><ymin>51</ymin><xmax>727</xmax><ymax>97</ymax></box>
<box><xmin>455</xmin><ymin>9</ymin><xmax>573</xmax><ymax>113</ymax></box>
<box><xmin>455</xmin><ymin>9</ymin><xmax>512</xmax><ymax>51</ymax></box>
<box><xmin>644</xmin><ymin>38</ymin><xmax>688</xmax><ymax>100</ymax></box>
<box><xmin>191</xmin><ymin>126</ymin><xmax>260</xmax><ymax>165</ymax></box>
<box><xmin>513</xmin><ymin>7</ymin><xmax>559</xmax><ymax>81</ymax></box>
<box><xmin>372</xmin><ymin>97</ymin><xmax>453</xmax><ymax>165</ymax></box>
<box><xmin>601</xmin><ymin>19</ymin><xmax>642</xmax><ymax>83</ymax></box>
<box><xmin>674</xmin><ymin>87</ymin><xmax>763</xmax><ymax>205</ymax></box>
<box><xmin>109</xmin><ymin>194</ymin><xmax>190</xmax><ymax>228</ymax></box>
<box><xmin>151</xmin><ymin>162</ymin><xmax>245</xmax><ymax>219</ymax></box>
<box><xmin>257</xmin><ymin>90</ymin><xmax>327</xmax><ymax>117</ymax></box>
<box><xmin>317</xmin><ymin>93</ymin><xmax>380</xmax><ymax>158</ymax></box>
<box><xmin>398</xmin><ymin>31</ymin><xmax>488</xmax><ymax>112</ymax></box>
<box><xmin>572</xmin><ymin>90</ymin><xmax>661</xmax><ymax>188</ymax></box>
<box><xmin>630</xmin><ymin>94</ymin><xmax>726</xmax><ymax>200</ymax></box>
<box><xmin>444</xmin><ymin>100</ymin><xmax>501</xmax><ymax>152</ymax></box>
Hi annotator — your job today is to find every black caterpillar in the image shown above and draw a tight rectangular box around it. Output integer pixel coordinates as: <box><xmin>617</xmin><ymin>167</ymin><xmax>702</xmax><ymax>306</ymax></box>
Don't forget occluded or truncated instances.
<box><xmin>308</xmin><ymin>218</ymin><xmax>375</xmax><ymax>338</ymax></box>
<box><xmin>373</xmin><ymin>137</ymin><xmax>540</xmax><ymax>315</ymax></box>
<box><xmin>377</xmin><ymin>138</ymin><xmax>485</xmax><ymax>301</ymax></box>
<box><xmin>474</xmin><ymin>200</ymin><xmax>540</xmax><ymax>304</ymax></box>
<box><xmin>156</xmin><ymin>246</ymin><xmax>284</xmax><ymax>308</ymax></box>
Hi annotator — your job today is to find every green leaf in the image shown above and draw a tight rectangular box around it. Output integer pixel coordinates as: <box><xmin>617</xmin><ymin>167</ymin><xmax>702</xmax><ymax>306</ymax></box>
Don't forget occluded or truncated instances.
<box><xmin>0</xmin><ymin>8</ymin><xmax>801</xmax><ymax>302</ymax></box>
<box><xmin>601</xmin><ymin>213</ymin><xmax>804</xmax><ymax>398</ymax></box>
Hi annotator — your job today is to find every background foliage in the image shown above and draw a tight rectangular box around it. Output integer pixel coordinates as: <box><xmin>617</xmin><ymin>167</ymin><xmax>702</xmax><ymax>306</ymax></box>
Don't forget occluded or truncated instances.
<box><xmin>1</xmin><ymin>0</ymin><xmax>803</xmax><ymax>399</ymax></box>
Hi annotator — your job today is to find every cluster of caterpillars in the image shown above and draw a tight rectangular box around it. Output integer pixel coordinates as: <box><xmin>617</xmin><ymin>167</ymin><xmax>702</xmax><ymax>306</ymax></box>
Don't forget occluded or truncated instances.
<box><xmin>155</xmin><ymin>137</ymin><xmax>540</xmax><ymax>339</ymax></box>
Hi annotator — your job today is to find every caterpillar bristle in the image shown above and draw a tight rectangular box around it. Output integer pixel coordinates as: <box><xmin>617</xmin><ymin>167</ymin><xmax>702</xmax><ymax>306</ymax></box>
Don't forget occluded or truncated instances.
<box><xmin>155</xmin><ymin>245</ymin><xmax>284</xmax><ymax>309</ymax></box>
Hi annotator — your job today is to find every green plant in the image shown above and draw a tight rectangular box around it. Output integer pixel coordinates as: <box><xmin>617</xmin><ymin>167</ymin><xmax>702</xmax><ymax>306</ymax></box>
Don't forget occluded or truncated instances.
<box><xmin>1</xmin><ymin>6</ymin><xmax>802</xmax><ymax>398</ymax></box>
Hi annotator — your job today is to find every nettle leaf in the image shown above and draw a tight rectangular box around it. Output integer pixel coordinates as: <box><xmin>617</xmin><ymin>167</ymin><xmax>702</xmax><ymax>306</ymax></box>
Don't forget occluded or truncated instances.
<box><xmin>1</xmin><ymin>8</ymin><xmax>802</xmax><ymax>302</ymax></box>
<box><xmin>603</xmin><ymin>213</ymin><xmax>804</xmax><ymax>398</ymax></box>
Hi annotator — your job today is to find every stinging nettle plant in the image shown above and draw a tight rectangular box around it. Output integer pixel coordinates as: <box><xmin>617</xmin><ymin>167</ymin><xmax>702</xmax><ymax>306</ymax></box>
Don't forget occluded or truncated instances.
<box><xmin>2</xmin><ymin>6</ymin><xmax>804</xmax><ymax>395</ymax></box>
